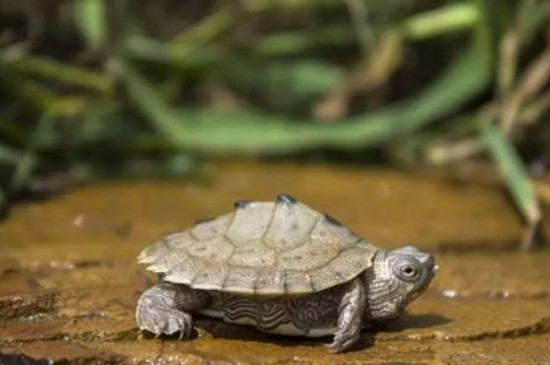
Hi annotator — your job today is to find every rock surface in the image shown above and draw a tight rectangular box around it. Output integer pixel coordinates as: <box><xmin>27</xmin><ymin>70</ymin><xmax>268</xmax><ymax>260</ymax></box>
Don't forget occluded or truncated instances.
<box><xmin>0</xmin><ymin>162</ymin><xmax>549</xmax><ymax>364</ymax></box>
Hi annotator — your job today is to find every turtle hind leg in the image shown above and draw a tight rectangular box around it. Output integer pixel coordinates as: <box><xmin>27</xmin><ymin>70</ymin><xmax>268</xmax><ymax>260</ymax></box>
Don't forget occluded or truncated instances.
<box><xmin>136</xmin><ymin>282</ymin><xmax>210</xmax><ymax>339</ymax></box>
<box><xmin>326</xmin><ymin>277</ymin><xmax>366</xmax><ymax>353</ymax></box>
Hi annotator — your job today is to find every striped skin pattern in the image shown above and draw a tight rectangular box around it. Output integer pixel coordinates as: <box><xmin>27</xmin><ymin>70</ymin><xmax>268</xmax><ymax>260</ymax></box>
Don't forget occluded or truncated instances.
<box><xmin>206</xmin><ymin>284</ymin><xmax>346</xmax><ymax>335</ymax></box>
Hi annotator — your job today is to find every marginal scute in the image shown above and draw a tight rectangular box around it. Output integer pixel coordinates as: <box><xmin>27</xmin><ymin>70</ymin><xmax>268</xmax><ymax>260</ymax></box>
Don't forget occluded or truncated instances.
<box><xmin>191</xmin><ymin>265</ymin><xmax>229</xmax><ymax>290</ymax></box>
<box><xmin>254</xmin><ymin>270</ymin><xmax>286</xmax><ymax>294</ymax></box>
<box><xmin>285</xmin><ymin>270</ymin><xmax>313</xmax><ymax>293</ymax></box>
<box><xmin>223</xmin><ymin>266</ymin><xmax>258</xmax><ymax>293</ymax></box>
<box><xmin>309</xmin><ymin>264</ymin><xmax>345</xmax><ymax>291</ymax></box>
<box><xmin>164</xmin><ymin>257</ymin><xmax>208</xmax><ymax>284</ymax></box>
<box><xmin>140</xmin><ymin>196</ymin><xmax>376</xmax><ymax>295</ymax></box>
<box><xmin>137</xmin><ymin>240</ymin><xmax>169</xmax><ymax>264</ymax></box>
<box><xmin>138</xmin><ymin>231</ymin><xmax>192</xmax><ymax>264</ymax></box>
<box><xmin>146</xmin><ymin>248</ymin><xmax>189</xmax><ymax>273</ymax></box>
<box><xmin>164</xmin><ymin>231</ymin><xmax>192</xmax><ymax>246</ymax></box>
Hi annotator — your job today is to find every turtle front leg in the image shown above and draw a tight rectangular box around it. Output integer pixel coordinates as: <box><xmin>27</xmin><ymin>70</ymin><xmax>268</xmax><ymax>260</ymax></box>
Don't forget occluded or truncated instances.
<box><xmin>136</xmin><ymin>282</ymin><xmax>210</xmax><ymax>339</ymax></box>
<box><xmin>327</xmin><ymin>277</ymin><xmax>366</xmax><ymax>353</ymax></box>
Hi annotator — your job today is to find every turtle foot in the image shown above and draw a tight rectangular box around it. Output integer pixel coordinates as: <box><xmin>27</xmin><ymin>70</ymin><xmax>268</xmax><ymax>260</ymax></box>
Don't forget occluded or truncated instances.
<box><xmin>136</xmin><ymin>284</ymin><xmax>195</xmax><ymax>339</ymax></box>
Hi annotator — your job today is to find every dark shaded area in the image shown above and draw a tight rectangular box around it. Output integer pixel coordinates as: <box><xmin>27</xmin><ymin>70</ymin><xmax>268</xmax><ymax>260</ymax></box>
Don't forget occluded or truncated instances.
<box><xmin>0</xmin><ymin>354</ymin><xmax>50</xmax><ymax>365</ymax></box>
<box><xmin>380</xmin><ymin>313</ymin><xmax>452</xmax><ymax>332</ymax></box>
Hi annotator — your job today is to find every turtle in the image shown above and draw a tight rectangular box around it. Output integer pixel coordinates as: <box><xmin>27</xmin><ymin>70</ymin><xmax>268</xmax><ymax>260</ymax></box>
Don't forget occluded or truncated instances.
<box><xmin>136</xmin><ymin>193</ymin><xmax>437</xmax><ymax>352</ymax></box>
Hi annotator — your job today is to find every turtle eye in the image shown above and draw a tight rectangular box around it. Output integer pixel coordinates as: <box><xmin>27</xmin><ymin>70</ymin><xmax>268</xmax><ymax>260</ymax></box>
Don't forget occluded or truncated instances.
<box><xmin>401</xmin><ymin>266</ymin><xmax>417</xmax><ymax>278</ymax></box>
<box><xmin>393</xmin><ymin>260</ymin><xmax>421</xmax><ymax>282</ymax></box>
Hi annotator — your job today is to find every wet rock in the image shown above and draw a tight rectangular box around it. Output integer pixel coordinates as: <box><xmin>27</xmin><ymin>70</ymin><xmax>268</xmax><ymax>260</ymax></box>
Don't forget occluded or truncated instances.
<box><xmin>0</xmin><ymin>163</ymin><xmax>536</xmax><ymax>255</ymax></box>
<box><xmin>0</xmin><ymin>292</ymin><xmax>56</xmax><ymax>320</ymax></box>
<box><xmin>0</xmin><ymin>162</ymin><xmax>549</xmax><ymax>364</ymax></box>
<box><xmin>0</xmin><ymin>319</ymin><xmax>67</xmax><ymax>343</ymax></box>
<box><xmin>380</xmin><ymin>297</ymin><xmax>550</xmax><ymax>341</ymax></box>
<box><xmin>0</xmin><ymin>341</ymin><xmax>124</xmax><ymax>364</ymax></box>
<box><xmin>433</xmin><ymin>333</ymin><xmax>550</xmax><ymax>365</ymax></box>
<box><xmin>0</xmin><ymin>256</ymin><xmax>19</xmax><ymax>276</ymax></box>
<box><xmin>432</xmin><ymin>252</ymin><xmax>550</xmax><ymax>299</ymax></box>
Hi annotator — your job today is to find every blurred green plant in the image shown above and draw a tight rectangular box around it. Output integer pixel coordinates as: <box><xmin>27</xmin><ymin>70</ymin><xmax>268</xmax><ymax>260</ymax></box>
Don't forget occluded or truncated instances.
<box><xmin>479</xmin><ymin>115</ymin><xmax>543</xmax><ymax>250</ymax></box>
<box><xmin>74</xmin><ymin>0</ymin><xmax>107</xmax><ymax>50</ymax></box>
<box><xmin>0</xmin><ymin>0</ymin><xmax>549</xmax><ymax>248</ymax></box>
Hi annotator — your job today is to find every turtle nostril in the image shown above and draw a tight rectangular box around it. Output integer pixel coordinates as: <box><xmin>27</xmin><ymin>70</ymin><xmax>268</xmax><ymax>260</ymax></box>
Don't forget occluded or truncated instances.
<box><xmin>422</xmin><ymin>255</ymin><xmax>436</xmax><ymax>273</ymax></box>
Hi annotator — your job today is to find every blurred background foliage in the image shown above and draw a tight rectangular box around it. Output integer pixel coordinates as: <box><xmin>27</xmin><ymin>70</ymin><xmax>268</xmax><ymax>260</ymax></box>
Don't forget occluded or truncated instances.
<box><xmin>0</xmin><ymin>0</ymin><xmax>550</xmax><ymax>245</ymax></box>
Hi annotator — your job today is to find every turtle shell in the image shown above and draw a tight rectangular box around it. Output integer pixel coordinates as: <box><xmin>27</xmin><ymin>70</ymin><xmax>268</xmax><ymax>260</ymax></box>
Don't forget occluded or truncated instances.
<box><xmin>138</xmin><ymin>194</ymin><xmax>377</xmax><ymax>295</ymax></box>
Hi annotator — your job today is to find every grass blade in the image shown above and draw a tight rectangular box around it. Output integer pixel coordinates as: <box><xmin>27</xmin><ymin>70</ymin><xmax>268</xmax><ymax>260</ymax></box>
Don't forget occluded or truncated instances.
<box><xmin>122</xmin><ymin>0</ymin><xmax>493</xmax><ymax>153</ymax></box>
<box><xmin>0</xmin><ymin>144</ymin><xmax>21</xmax><ymax>165</ymax></box>
<box><xmin>74</xmin><ymin>0</ymin><xmax>107</xmax><ymax>49</ymax></box>
<box><xmin>479</xmin><ymin>119</ymin><xmax>544</xmax><ymax>250</ymax></box>
<box><xmin>123</xmin><ymin>35</ymin><xmax>490</xmax><ymax>153</ymax></box>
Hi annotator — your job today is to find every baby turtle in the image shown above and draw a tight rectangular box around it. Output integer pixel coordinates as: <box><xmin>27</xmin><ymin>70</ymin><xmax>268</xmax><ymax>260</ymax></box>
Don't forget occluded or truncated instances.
<box><xmin>136</xmin><ymin>194</ymin><xmax>437</xmax><ymax>352</ymax></box>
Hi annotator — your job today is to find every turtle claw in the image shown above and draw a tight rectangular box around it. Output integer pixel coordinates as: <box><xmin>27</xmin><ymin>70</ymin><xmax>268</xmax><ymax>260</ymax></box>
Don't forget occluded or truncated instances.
<box><xmin>158</xmin><ymin>309</ymin><xmax>193</xmax><ymax>339</ymax></box>
<box><xmin>326</xmin><ymin>332</ymin><xmax>360</xmax><ymax>353</ymax></box>
<box><xmin>136</xmin><ymin>285</ymin><xmax>195</xmax><ymax>340</ymax></box>
<box><xmin>327</xmin><ymin>278</ymin><xmax>365</xmax><ymax>353</ymax></box>
<box><xmin>175</xmin><ymin>312</ymin><xmax>193</xmax><ymax>340</ymax></box>
<box><xmin>138</xmin><ymin>307</ymin><xmax>194</xmax><ymax>339</ymax></box>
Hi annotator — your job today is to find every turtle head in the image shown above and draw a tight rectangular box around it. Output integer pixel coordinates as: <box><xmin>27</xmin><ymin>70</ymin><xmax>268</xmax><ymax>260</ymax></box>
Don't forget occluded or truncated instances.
<box><xmin>364</xmin><ymin>246</ymin><xmax>437</xmax><ymax>321</ymax></box>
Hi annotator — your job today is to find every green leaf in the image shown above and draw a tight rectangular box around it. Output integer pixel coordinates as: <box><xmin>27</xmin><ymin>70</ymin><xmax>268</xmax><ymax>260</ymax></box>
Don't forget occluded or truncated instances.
<box><xmin>0</xmin><ymin>144</ymin><xmax>21</xmax><ymax>165</ymax></box>
<box><xmin>402</xmin><ymin>3</ymin><xmax>479</xmax><ymax>40</ymax></box>
<box><xmin>73</xmin><ymin>105</ymin><xmax>149</xmax><ymax>147</ymax></box>
<box><xmin>8</xmin><ymin>56</ymin><xmax>112</xmax><ymax>92</ymax></box>
<box><xmin>479</xmin><ymin>119</ymin><xmax>542</xmax><ymax>249</ymax></box>
<box><xmin>218</xmin><ymin>59</ymin><xmax>345</xmax><ymax>111</ymax></box>
<box><xmin>122</xmin><ymin>31</ymin><xmax>490</xmax><ymax>153</ymax></box>
<box><xmin>74</xmin><ymin>0</ymin><xmax>107</xmax><ymax>49</ymax></box>
<box><xmin>10</xmin><ymin>116</ymin><xmax>55</xmax><ymax>190</ymax></box>
<box><xmin>121</xmin><ymin>0</ymin><xmax>494</xmax><ymax>153</ymax></box>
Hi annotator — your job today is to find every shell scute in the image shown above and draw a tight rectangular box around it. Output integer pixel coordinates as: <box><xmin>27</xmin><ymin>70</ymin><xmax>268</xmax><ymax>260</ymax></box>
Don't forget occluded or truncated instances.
<box><xmin>254</xmin><ymin>270</ymin><xmax>287</xmax><ymax>295</ymax></box>
<box><xmin>138</xmin><ymin>231</ymin><xmax>191</xmax><ymax>264</ymax></box>
<box><xmin>263</xmin><ymin>200</ymin><xmax>322</xmax><ymax>251</ymax></box>
<box><xmin>191</xmin><ymin>265</ymin><xmax>229</xmax><ymax>290</ymax></box>
<box><xmin>223</xmin><ymin>266</ymin><xmax>258</xmax><ymax>293</ymax></box>
<box><xmin>309</xmin><ymin>218</ymin><xmax>359</xmax><ymax>249</ymax></box>
<box><xmin>228</xmin><ymin>244</ymin><xmax>277</xmax><ymax>267</ymax></box>
<box><xmin>138</xmin><ymin>195</ymin><xmax>376</xmax><ymax>295</ymax></box>
<box><xmin>309</xmin><ymin>265</ymin><xmax>346</xmax><ymax>292</ymax></box>
<box><xmin>285</xmin><ymin>270</ymin><xmax>314</xmax><ymax>293</ymax></box>
<box><xmin>163</xmin><ymin>257</ymin><xmax>207</xmax><ymax>284</ymax></box>
<box><xmin>186</xmin><ymin>236</ymin><xmax>234</xmax><ymax>261</ymax></box>
<box><xmin>191</xmin><ymin>213</ymin><xmax>233</xmax><ymax>240</ymax></box>
<box><xmin>327</xmin><ymin>246</ymin><xmax>375</xmax><ymax>276</ymax></box>
<box><xmin>277</xmin><ymin>242</ymin><xmax>339</xmax><ymax>271</ymax></box>
<box><xmin>225</xmin><ymin>202</ymin><xmax>274</xmax><ymax>244</ymax></box>
<box><xmin>146</xmin><ymin>248</ymin><xmax>189</xmax><ymax>273</ymax></box>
